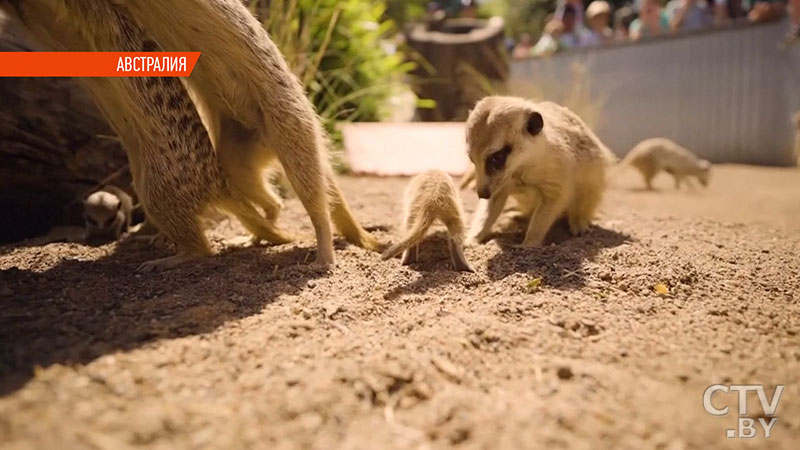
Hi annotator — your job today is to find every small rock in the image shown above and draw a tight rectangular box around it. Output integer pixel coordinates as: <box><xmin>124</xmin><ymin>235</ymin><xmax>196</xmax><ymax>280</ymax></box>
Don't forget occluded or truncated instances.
<box><xmin>556</xmin><ymin>366</ymin><xmax>573</xmax><ymax>380</ymax></box>
<box><xmin>325</xmin><ymin>304</ymin><xmax>344</xmax><ymax>319</ymax></box>
<box><xmin>431</xmin><ymin>356</ymin><xmax>464</xmax><ymax>382</ymax></box>
<box><xmin>307</xmin><ymin>280</ymin><xmax>317</xmax><ymax>289</ymax></box>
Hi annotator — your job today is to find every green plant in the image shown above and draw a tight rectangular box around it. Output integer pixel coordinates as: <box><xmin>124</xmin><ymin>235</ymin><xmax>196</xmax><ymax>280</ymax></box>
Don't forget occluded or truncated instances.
<box><xmin>384</xmin><ymin>0</ymin><xmax>429</xmax><ymax>27</ymax></box>
<box><xmin>250</xmin><ymin>0</ymin><xmax>415</xmax><ymax>140</ymax></box>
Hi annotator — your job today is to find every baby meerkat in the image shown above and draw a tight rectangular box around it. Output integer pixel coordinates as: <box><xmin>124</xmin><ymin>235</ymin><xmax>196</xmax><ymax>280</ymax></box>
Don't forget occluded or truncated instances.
<box><xmin>465</xmin><ymin>96</ymin><xmax>616</xmax><ymax>248</ymax></box>
<box><xmin>381</xmin><ymin>170</ymin><xmax>473</xmax><ymax>272</ymax></box>
<box><xmin>83</xmin><ymin>185</ymin><xmax>134</xmax><ymax>241</ymax></box>
<box><xmin>622</xmin><ymin>137</ymin><xmax>711</xmax><ymax>190</ymax></box>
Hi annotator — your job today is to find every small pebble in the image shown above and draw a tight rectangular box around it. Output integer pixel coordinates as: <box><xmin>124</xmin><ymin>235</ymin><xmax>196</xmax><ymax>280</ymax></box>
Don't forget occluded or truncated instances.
<box><xmin>556</xmin><ymin>366</ymin><xmax>573</xmax><ymax>380</ymax></box>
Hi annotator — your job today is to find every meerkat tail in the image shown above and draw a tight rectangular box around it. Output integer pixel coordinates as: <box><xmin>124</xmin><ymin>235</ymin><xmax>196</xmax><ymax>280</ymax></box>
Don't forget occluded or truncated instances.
<box><xmin>381</xmin><ymin>212</ymin><xmax>436</xmax><ymax>261</ymax></box>
<box><xmin>327</xmin><ymin>173</ymin><xmax>382</xmax><ymax>252</ymax></box>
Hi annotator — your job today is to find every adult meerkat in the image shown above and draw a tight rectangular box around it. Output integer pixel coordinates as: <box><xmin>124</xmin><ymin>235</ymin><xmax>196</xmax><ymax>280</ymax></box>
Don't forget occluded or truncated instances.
<box><xmin>465</xmin><ymin>96</ymin><xmax>615</xmax><ymax>248</ymax></box>
<box><xmin>83</xmin><ymin>185</ymin><xmax>134</xmax><ymax>241</ymax></box>
<box><xmin>3</xmin><ymin>0</ymin><xmax>298</xmax><ymax>271</ymax></box>
<box><xmin>622</xmin><ymin>137</ymin><xmax>711</xmax><ymax>190</ymax></box>
<box><xmin>381</xmin><ymin>170</ymin><xmax>473</xmax><ymax>272</ymax></box>
<box><xmin>111</xmin><ymin>0</ymin><xmax>380</xmax><ymax>265</ymax></box>
<box><xmin>3</xmin><ymin>0</ymin><xmax>378</xmax><ymax>268</ymax></box>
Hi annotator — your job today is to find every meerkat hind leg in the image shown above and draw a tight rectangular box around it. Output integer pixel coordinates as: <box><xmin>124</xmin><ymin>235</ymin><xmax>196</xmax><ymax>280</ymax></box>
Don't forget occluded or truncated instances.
<box><xmin>217</xmin><ymin>120</ymin><xmax>284</xmax><ymax>222</ymax></box>
<box><xmin>220</xmin><ymin>197</ymin><xmax>296</xmax><ymax>245</ymax></box>
<box><xmin>673</xmin><ymin>174</ymin><xmax>683</xmax><ymax>190</ymax></box>
<box><xmin>136</xmin><ymin>215</ymin><xmax>211</xmax><ymax>273</ymax></box>
<box><xmin>442</xmin><ymin>214</ymin><xmax>473</xmax><ymax>272</ymax></box>
<box><xmin>568</xmin><ymin>188</ymin><xmax>602</xmax><ymax>236</ymax></box>
<box><xmin>401</xmin><ymin>245</ymin><xmax>419</xmax><ymax>265</ymax></box>
<box><xmin>276</xmin><ymin>151</ymin><xmax>335</xmax><ymax>266</ymax></box>
<box><xmin>448</xmin><ymin>239</ymin><xmax>474</xmax><ymax>272</ymax></box>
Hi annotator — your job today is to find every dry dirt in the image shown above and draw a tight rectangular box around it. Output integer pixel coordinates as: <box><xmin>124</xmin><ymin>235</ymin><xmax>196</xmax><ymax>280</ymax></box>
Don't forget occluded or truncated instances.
<box><xmin>1</xmin><ymin>164</ymin><xmax>799</xmax><ymax>449</ymax></box>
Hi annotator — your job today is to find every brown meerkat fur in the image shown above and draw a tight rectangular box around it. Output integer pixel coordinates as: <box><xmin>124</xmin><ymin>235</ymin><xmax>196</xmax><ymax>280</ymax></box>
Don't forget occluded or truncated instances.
<box><xmin>3</xmin><ymin>0</ymin><xmax>297</xmax><ymax>271</ymax></box>
<box><xmin>465</xmin><ymin>96</ymin><xmax>616</xmax><ymax>248</ymax></box>
<box><xmin>381</xmin><ymin>170</ymin><xmax>473</xmax><ymax>272</ymax></box>
<box><xmin>83</xmin><ymin>185</ymin><xmax>134</xmax><ymax>241</ymax></box>
<box><xmin>622</xmin><ymin>137</ymin><xmax>711</xmax><ymax>190</ymax></box>
<box><xmin>111</xmin><ymin>0</ymin><xmax>380</xmax><ymax>265</ymax></box>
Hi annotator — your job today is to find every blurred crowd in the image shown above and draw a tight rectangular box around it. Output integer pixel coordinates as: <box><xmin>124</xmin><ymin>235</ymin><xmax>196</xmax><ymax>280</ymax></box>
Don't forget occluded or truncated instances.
<box><xmin>511</xmin><ymin>0</ymin><xmax>800</xmax><ymax>58</ymax></box>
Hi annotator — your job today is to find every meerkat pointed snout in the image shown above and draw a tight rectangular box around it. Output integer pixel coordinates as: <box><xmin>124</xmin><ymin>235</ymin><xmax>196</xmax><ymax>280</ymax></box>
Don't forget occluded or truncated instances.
<box><xmin>382</xmin><ymin>170</ymin><xmax>473</xmax><ymax>272</ymax></box>
<box><xmin>464</xmin><ymin>96</ymin><xmax>614</xmax><ymax>248</ymax></box>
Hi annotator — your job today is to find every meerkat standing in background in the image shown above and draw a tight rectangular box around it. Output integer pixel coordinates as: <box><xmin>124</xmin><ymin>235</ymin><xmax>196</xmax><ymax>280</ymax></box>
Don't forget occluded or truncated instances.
<box><xmin>83</xmin><ymin>185</ymin><xmax>134</xmax><ymax>241</ymax></box>
<box><xmin>465</xmin><ymin>96</ymin><xmax>616</xmax><ymax>248</ymax></box>
<box><xmin>114</xmin><ymin>0</ymin><xmax>380</xmax><ymax>265</ymax></box>
<box><xmin>382</xmin><ymin>170</ymin><xmax>473</xmax><ymax>272</ymax></box>
<box><xmin>3</xmin><ymin>0</ymin><xmax>303</xmax><ymax>271</ymax></box>
<box><xmin>622</xmin><ymin>137</ymin><xmax>711</xmax><ymax>190</ymax></box>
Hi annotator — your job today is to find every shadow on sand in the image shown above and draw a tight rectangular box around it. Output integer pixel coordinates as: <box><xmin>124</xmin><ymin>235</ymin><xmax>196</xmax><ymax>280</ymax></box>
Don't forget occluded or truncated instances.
<box><xmin>0</xmin><ymin>237</ymin><xmax>332</xmax><ymax>396</ymax></box>
<box><xmin>485</xmin><ymin>218</ymin><xmax>632</xmax><ymax>290</ymax></box>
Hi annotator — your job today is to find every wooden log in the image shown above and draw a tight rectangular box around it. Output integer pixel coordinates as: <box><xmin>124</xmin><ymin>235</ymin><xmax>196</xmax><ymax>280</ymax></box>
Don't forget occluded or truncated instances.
<box><xmin>405</xmin><ymin>17</ymin><xmax>509</xmax><ymax>122</ymax></box>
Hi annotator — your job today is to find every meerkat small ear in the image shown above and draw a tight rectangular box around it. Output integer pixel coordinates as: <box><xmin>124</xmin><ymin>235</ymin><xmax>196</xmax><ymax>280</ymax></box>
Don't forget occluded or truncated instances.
<box><xmin>526</xmin><ymin>111</ymin><xmax>544</xmax><ymax>136</ymax></box>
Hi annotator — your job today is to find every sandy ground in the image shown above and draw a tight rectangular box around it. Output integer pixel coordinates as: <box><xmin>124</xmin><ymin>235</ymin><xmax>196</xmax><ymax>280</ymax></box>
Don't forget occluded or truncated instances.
<box><xmin>1</xmin><ymin>164</ymin><xmax>799</xmax><ymax>449</ymax></box>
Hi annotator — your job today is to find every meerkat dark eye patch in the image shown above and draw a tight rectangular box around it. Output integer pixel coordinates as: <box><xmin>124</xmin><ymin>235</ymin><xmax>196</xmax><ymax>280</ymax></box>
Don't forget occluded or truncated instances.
<box><xmin>526</xmin><ymin>111</ymin><xmax>544</xmax><ymax>136</ymax></box>
<box><xmin>486</xmin><ymin>145</ymin><xmax>511</xmax><ymax>174</ymax></box>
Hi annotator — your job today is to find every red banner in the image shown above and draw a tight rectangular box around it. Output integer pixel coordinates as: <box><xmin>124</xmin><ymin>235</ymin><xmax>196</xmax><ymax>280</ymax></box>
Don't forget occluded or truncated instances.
<box><xmin>0</xmin><ymin>52</ymin><xmax>201</xmax><ymax>77</ymax></box>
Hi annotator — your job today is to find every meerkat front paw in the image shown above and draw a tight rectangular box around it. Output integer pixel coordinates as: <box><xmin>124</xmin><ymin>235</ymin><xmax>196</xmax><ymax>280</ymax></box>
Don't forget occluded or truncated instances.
<box><xmin>568</xmin><ymin>219</ymin><xmax>592</xmax><ymax>236</ymax></box>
